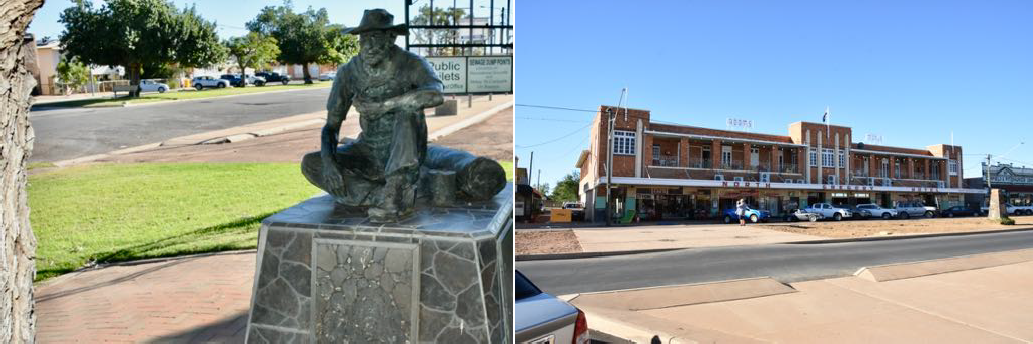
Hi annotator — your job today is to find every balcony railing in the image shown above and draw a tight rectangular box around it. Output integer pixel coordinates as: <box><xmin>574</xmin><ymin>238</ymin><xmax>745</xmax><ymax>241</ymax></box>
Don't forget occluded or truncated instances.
<box><xmin>651</xmin><ymin>155</ymin><xmax>679</xmax><ymax>167</ymax></box>
<box><xmin>721</xmin><ymin>160</ymin><xmax>745</xmax><ymax>170</ymax></box>
<box><xmin>853</xmin><ymin>169</ymin><xmax>870</xmax><ymax>177</ymax></box>
<box><xmin>689</xmin><ymin>158</ymin><xmax>712</xmax><ymax>169</ymax></box>
<box><xmin>779</xmin><ymin>163</ymin><xmax>799</xmax><ymax>174</ymax></box>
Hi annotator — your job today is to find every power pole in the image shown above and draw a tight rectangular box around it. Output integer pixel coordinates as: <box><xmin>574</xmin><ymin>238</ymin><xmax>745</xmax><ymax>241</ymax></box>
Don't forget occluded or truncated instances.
<box><xmin>527</xmin><ymin>151</ymin><xmax>533</xmax><ymax>185</ymax></box>
<box><xmin>986</xmin><ymin>154</ymin><xmax>993</xmax><ymax>207</ymax></box>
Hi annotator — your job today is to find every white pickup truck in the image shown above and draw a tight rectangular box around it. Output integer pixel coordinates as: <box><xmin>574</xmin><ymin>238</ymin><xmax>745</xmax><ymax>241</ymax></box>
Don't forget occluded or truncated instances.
<box><xmin>802</xmin><ymin>203</ymin><xmax>854</xmax><ymax>221</ymax></box>
<box><xmin>980</xmin><ymin>203</ymin><xmax>1033</xmax><ymax>216</ymax></box>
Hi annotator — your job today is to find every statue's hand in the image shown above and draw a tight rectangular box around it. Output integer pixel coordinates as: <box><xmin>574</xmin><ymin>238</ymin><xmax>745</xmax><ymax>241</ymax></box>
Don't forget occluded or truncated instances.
<box><xmin>322</xmin><ymin>162</ymin><xmax>344</xmax><ymax>194</ymax></box>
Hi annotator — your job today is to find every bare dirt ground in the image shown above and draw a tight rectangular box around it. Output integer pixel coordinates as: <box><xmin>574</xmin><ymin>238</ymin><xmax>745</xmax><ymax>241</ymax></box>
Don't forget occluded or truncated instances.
<box><xmin>516</xmin><ymin>230</ymin><xmax>583</xmax><ymax>255</ymax></box>
<box><xmin>759</xmin><ymin>216</ymin><xmax>1033</xmax><ymax>238</ymax></box>
<box><xmin>95</xmin><ymin>109</ymin><xmax>512</xmax><ymax>163</ymax></box>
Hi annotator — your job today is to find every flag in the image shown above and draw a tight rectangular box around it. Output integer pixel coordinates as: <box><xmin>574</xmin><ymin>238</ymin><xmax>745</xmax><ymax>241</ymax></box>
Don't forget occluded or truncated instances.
<box><xmin>823</xmin><ymin>106</ymin><xmax>830</xmax><ymax>138</ymax></box>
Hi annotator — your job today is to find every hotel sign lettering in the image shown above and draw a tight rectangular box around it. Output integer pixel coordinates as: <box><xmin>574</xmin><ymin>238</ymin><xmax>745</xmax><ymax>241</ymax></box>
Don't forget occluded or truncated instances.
<box><xmin>910</xmin><ymin>187</ymin><xmax>941</xmax><ymax>193</ymax></box>
<box><xmin>821</xmin><ymin>185</ymin><xmax>875</xmax><ymax>191</ymax></box>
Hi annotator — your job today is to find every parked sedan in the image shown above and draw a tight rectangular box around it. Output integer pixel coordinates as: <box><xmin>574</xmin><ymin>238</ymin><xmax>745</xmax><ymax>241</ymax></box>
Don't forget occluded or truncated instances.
<box><xmin>723</xmin><ymin>207</ymin><xmax>771</xmax><ymax>224</ymax></box>
<box><xmin>516</xmin><ymin>270</ymin><xmax>589</xmax><ymax>344</ymax></box>
<box><xmin>895</xmin><ymin>201</ymin><xmax>937</xmax><ymax>219</ymax></box>
<box><xmin>318</xmin><ymin>71</ymin><xmax>335</xmax><ymax>81</ymax></box>
<box><xmin>940</xmin><ymin>206</ymin><xmax>978</xmax><ymax>218</ymax></box>
<box><xmin>855</xmin><ymin>204</ymin><xmax>898</xmax><ymax>219</ymax></box>
<box><xmin>138</xmin><ymin>79</ymin><xmax>169</xmax><ymax>93</ymax></box>
<box><xmin>842</xmin><ymin>205</ymin><xmax>872</xmax><ymax>220</ymax></box>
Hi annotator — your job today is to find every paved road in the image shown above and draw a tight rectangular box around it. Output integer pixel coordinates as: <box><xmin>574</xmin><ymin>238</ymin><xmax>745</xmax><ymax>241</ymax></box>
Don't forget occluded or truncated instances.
<box><xmin>28</xmin><ymin>87</ymin><xmax>331</xmax><ymax>162</ymax></box>
<box><xmin>517</xmin><ymin>230</ymin><xmax>1033</xmax><ymax>295</ymax></box>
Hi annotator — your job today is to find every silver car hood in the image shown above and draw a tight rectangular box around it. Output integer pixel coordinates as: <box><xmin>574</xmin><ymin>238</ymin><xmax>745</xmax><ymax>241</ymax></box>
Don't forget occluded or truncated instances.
<box><xmin>515</xmin><ymin>292</ymin><xmax>578</xmax><ymax>335</ymax></box>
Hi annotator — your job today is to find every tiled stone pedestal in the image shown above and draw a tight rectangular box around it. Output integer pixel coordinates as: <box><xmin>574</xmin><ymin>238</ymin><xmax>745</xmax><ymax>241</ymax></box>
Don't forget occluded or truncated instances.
<box><xmin>245</xmin><ymin>184</ymin><xmax>513</xmax><ymax>343</ymax></box>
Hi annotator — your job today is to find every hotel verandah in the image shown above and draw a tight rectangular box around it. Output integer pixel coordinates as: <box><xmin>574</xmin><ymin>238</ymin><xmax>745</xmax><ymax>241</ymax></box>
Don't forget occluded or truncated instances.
<box><xmin>575</xmin><ymin>105</ymin><xmax>984</xmax><ymax>222</ymax></box>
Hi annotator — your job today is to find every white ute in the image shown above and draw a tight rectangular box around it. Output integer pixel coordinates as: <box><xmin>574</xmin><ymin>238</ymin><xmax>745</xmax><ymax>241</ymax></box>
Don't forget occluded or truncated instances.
<box><xmin>802</xmin><ymin>203</ymin><xmax>853</xmax><ymax>221</ymax></box>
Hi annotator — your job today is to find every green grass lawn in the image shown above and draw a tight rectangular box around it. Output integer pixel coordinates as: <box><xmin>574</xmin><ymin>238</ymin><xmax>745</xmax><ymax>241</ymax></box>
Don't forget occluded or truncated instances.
<box><xmin>30</xmin><ymin>159</ymin><xmax>512</xmax><ymax>281</ymax></box>
<box><xmin>499</xmin><ymin>160</ymin><xmax>514</xmax><ymax>181</ymax></box>
<box><xmin>36</xmin><ymin>81</ymin><xmax>332</xmax><ymax>108</ymax></box>
<box><xmin>29</xmin><ymin>163</ymin><xmax>319</xmax><ymax>281</ymax></box>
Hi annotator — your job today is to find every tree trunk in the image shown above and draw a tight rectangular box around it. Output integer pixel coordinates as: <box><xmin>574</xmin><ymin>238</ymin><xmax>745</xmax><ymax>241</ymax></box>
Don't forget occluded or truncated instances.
<box><xmin>302</xmin><ymin>62</ymin><xmax>313</xmax><ymax>84</ymax></box>
<box><xmin>128</xmin><ymin>63</ymin><xmax>142</xmax><ymax>97</ymax></box>
<box><xmin>0</xmin><ymin>1</ymin><xmax>44</xmax><ymax>343</ymax></box>
<box><xmin>239</xmin><ymin>63</ymin><xmax>247</xmax><ymax>87</ymax></box>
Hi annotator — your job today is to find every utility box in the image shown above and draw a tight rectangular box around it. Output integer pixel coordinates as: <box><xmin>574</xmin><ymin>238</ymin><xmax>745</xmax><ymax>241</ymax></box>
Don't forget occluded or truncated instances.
<box><xmin>551</xmin><ymin>208</ymin><xmax>572</xmax><ymax>222</ymax></box>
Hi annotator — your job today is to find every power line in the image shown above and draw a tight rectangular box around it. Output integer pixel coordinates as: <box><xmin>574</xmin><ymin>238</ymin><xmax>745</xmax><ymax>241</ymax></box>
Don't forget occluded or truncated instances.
<box><xmin>515</xmin><ymin>104</ymin><xmax>599</xmax><ymax>113</ymax></box>
<box><xmin>515</xmin><ymin>122</ymin><xmax>593</xmax><ymax>149</ymax></box>
<box><xmin>516</xmin><ymin>116</ymin><xmax>592</xmax><ymax>123</ymax></box>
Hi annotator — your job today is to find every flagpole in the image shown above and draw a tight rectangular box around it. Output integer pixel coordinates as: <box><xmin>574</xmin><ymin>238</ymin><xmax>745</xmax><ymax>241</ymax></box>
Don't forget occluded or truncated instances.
<box><xmin>826</xmin><ymin>106</ymin><xmax>830</xmax><ymax>139</ymax></box>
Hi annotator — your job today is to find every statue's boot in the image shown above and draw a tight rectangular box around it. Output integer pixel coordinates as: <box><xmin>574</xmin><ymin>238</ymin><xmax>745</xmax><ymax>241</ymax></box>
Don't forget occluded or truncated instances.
<box><xmin>368</xmin><ymin>175</ymin><xmax>416</xmax><ymax>223</ymax></box>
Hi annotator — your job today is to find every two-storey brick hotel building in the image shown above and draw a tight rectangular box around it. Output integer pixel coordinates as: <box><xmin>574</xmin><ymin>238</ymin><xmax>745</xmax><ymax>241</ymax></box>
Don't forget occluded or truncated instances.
<box><xmin>575</xmin><ymin>105</ymin><xmax>984</xmax><ymax>222</ymax></box>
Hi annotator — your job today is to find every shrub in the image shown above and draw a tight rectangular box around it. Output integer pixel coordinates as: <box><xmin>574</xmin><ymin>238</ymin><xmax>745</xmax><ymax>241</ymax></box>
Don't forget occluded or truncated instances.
<box><xmin>999</xmin><ymin>217</ymin><xmax>1015</xmax><ymax>225</ymax></box>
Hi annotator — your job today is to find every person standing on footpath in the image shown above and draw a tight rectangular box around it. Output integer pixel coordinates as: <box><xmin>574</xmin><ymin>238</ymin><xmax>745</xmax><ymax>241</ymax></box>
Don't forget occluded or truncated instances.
<box><xmin>735</xmin><ymin>198</ymin><xmax>748</xmax><ymax>226</ymax></box>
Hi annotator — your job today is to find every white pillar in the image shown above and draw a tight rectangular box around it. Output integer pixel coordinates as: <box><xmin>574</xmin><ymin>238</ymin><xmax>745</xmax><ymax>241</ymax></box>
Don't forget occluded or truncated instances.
<box><xmin>818</xmin><ymin>132</ymin><xmax>823</xmax><ymax>184</ymax></box>
<box><xmin>845</xmin><ymin>134</ymin><xmax>851</xmax><ymax>185</ymax></box>
<box><xmin>834</xmin><ymin>132</ymin><xmax>840</xmax><ymax>184</ymax></box>
<box><xmin>805</xmin><ymin>130</ymin><xmax>811</xmax><ymax>183</ymax></box>
<box><xmin>635</xmin><ymin>119</ymin><xmax>643</xmax><ymax>178</ymax></box>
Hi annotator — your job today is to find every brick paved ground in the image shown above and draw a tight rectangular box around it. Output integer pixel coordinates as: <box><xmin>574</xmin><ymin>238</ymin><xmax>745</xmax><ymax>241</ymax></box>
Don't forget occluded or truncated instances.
<box><xmin>36</xmin><ymin>251</ymin><xmax>256</xmax><ymax>343</ymax></box>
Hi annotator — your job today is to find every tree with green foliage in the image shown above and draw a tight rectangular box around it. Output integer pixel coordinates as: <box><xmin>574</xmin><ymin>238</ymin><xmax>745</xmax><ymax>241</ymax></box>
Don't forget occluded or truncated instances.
<box><xmin>59</xmin><ymin>0</ymin><xmax>226</xmax><ymax>97</ymax></box>
<box><xmin>56</xmin><ymin>57</ymin><xmax>89</xmax><ymax>95</ymax></box>
<box><xmin>411</xmin><ymin>5</ymin><xmax>467</xmax><ymax>56</ymax></box>
<box><xmin>246</xmin><ymin>3</ymin><xmax>358</xmax><ymax>84</ymax></box>
<box><xmin>550</xmin><ymin>171</ymin><xmax>581</xmax><ymax>202</ymax></box>
<box><xmin>224</xmin><ymin>33</ymin><xmax>280</xmax><ymax>87</ymax></box>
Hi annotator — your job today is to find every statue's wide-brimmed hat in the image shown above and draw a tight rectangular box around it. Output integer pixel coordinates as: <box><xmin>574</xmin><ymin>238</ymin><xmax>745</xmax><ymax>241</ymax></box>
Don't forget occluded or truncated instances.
<box><xmin>343</xmin><ymin>9</ymin><xmax>408</xmax><ymax>36</ymax></box>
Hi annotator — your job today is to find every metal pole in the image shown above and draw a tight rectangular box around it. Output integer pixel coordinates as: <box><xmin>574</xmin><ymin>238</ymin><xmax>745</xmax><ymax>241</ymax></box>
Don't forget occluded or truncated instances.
<box><xmin>469</xmin><ymin>0</ymin><xmax>474</xmax><ymax>56</ymax></box>
<box><xmin>528</xmin><ymin>151</ymin><xmax>533</xmax><ymax>186</ymax></box>
<box><xmin>404</xmin><ymin>0</ymin><xmax>411</xmax><ymax>51</ymax></box>
<box><xmin>490</xmin><ymin>0</ymin><xmax>494</xmax><ymax>55</ymax></box>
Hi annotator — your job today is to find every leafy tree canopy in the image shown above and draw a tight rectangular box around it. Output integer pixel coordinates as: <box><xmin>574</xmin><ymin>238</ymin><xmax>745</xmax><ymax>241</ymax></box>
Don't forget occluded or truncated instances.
<box><xmin>246</xmin><ymin>2</ymin><xmax>357</xmax><ymax>82</ymax></box>
<box><xmin>56</xmin><ymin>57</ymin><xmax>89</xmax><ymax>94</ymax></box>
<box><xmin>59</xmin><ymin>0</ymin><xmax>226</xmax><ymax>95</ymax></box>
<box><xmin>225</xmin><ymin>32</ymin><xmax>280</xmax><ymax>80</ymax></box>
<box><xmin>550</xmin><ymin>171</ymin><xmax>581</xmax><ymax>202</ymax></box>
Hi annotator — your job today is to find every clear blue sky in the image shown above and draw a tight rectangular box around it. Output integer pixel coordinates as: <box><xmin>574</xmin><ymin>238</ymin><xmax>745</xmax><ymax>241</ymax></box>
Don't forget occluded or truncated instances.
<box><xmin>27</xmin><ymin>0</ymin><xmax>413</xmax><ymax>40</ymax></box>
<box><xmin>516</xmin><ymin>0</ymin><xmax>1032</xmax><ymax>191</ymax></box>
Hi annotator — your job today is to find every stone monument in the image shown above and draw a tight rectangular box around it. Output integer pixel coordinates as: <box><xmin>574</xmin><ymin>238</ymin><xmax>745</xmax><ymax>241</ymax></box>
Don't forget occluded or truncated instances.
<box><xmin>988</xmin><ymin>188</ymin><xmax>1006</xmax><ymax>220</ymax></box>
<box><xmin>244</xmin><ymin>9</ymin><xmax>512</xmax><ymax>343</ymax></box>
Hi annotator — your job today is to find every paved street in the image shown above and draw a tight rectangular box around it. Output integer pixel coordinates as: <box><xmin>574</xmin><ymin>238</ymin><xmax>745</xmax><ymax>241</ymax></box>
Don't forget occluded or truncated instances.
<box><xmin>518</xmin><ymin>230</ymin><xmax>1033</xmax><ymax>295</ymax></box>
<box><xmin>28</xmin><ymin>87</ymin><xmax>330</xmax><ymax>162</ymax></box>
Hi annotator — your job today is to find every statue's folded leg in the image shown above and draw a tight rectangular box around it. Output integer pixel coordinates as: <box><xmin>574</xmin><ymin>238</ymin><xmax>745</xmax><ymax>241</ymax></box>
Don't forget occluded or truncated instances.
<box><xmin>301</xmin><ymin>140</ymin><xmax>383</xmax><ymax>207</ymax></box>
<box><xmin>423</xmin><ymin>145</ymin><xmax>506</xmax><ymax>200</ymax></box>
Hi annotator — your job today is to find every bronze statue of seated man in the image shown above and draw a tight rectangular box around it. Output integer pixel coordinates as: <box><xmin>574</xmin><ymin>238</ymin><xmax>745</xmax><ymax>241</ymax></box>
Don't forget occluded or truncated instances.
<box><xmin>300</xmin><ymin>9</ymin><xmax>505</xmax><ymax>223</ymax></box>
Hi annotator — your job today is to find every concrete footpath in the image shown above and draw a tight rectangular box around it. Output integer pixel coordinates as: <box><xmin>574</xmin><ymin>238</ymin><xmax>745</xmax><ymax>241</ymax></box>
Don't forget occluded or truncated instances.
<box><xmin>572</xmin><ymin>248</ymin><xmax>1033</xmax><ymax>343</ymax></box>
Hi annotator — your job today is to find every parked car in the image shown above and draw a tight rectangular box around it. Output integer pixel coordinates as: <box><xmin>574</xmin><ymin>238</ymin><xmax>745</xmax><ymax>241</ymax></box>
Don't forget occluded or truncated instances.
<box><xmin>254</xmin><ymin>71</ymin><xmax>291</xmax><ymax>85</ymax></box>
<box><xmin>191</xmin><ymin>76</ymin><xmax>230</xmax><ymax>90</ymax></box>
<box><xmin>515</xmin><ymin>270</ymin><xmax>589</xmax><ymax>344</ymax></box>
<box><xmin>219</xmin><ymin>74</ymin><xmax>266</xmax><ymax>87</ymax></box>
<box><xmin>940</xmin><ymin>206</ymin><xmax>978</xmax><ymax>218</ymax></box>
<box><xmin>318</xmin><ymin>71</ymin><xmax>335</xmax><ymax>81</ymax></box>
<box><xmin>785</xmin><ymin>209</ymin><xmax>823</xmax><ymax>222</ymax></box>
<box><xmin>855</xmin><ymin>203</ymin><xmax>898</xmax><ymax>219</ymax></box>
<box><xmin>895</xmin><ymin>201</ymin><xmax>937</xmax><ymax>219</ymax></box>
<box><xmin>802</xmin><ymin>202</ymin><xmax>853</xmax><ymax>221</ymax></box>
<box><xmin>980</xmin><ymin>203</ymin><xmax>1033</xmax><ymax>216</ymax></box>
<box><xmin>722</xmin><ymin>206</ymin><xmax>771</xmax><ymax>224</ymax></box>
<box><xmin>138</xmin><ymin>79</ymin><xmax>169</xmax><ymax>93</ymax></box>
<box><xmin>561</xmin><ymin>202</ymin><xmax>584</xmax><ymax>221</ymax></box>
<box><xmin>842</xmin><ymin>205</ymin><xmax>872</xmax><ymax>219</ymax></box>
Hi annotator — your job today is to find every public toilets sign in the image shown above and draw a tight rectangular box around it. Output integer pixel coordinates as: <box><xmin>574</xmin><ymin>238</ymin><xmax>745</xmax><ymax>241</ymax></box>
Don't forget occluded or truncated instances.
<box><xmin>426</xmin><ymin>56</ymin><xmax>513</xmax><ymax>94</ymax></box>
